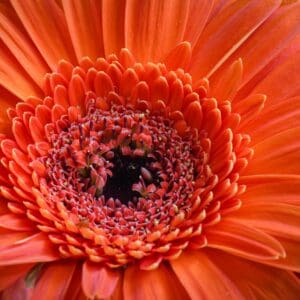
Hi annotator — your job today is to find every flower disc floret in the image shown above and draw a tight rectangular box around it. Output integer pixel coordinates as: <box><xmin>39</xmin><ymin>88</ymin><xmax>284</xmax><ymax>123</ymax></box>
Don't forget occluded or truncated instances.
<box><xmin>0</xmin><ymin>50</ymin><xmax>252</xmax><ymax>270</ymax></box>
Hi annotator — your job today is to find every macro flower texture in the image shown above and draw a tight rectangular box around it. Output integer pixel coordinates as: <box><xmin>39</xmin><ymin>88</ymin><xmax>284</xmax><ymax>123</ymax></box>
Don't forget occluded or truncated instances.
<box><xmin>0</xmin><ymin>0</ymin><xmax>300</xmax><ymax>299</ymax></box>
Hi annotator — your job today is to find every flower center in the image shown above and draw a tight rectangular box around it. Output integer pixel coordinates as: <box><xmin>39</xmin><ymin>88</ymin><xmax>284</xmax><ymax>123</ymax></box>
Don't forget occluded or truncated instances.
<box><xmin>0</xmin><ymin>50</ymin><xmax>252</xmax><ymax>269</ymax></box>
<box><xmin>41</xmin><ymin>104</ymin><xmax>201</xmax><ymax>237</ymax></box>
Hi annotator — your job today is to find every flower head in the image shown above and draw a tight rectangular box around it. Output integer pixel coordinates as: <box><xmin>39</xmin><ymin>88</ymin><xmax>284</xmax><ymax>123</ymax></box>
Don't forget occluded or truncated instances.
<box><xmin>0</xmin><ymin>0</ymin><xmax>300</xmax><ymax>299</ymax></box>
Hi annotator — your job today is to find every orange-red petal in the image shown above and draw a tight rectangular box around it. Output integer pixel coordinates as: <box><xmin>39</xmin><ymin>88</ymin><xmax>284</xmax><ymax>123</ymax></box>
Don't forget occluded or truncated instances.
<box><xmin>125</xmin><ymin>0</ymin><xmax>189</xmax><ymax>62</ymax></box>
<box><xmin>0</xmin><ymin>263</ymin><xmax>33</xmax><ymax>291</ymax></box>
<box><xmin>0</xmin><ymin>2</ymin><xmax>49</xmax><ymax>88</ymax></box>
<box><xmin>82</xmin><ymin>261</ymin><xmax>120</xmax><ymax>299</ymax></box>
<box><xmin>246</xmin><ymin>127</ymin><xmax>300</xmax><ymax>175</ymax></box>
<box><xmin>183</xmin><ymin>0</ymin><xmax>214</xmax><ymax>47</ymax></box>
<box><xmin>11</xmin><ymin>0</ymin><xmax>76</xmax><ymax>69</ymax></box>
<box><xmin>32</xmin><ymin>261</ymin><xmax>76</xmax><ymax>300</ymax></box>
<box><xmin>207</xmin><ymin>249</ymin><xmax>300</xmax><ymax>299</ymax></box>
<box><xmin>171</xmin><ymin>250</ymin><xmax>243</xmax><ymax>299</ymax></box>
<box><xmin>205</xmin><ymin>218</ymin><xmax>285</xmax><ymax>261</ymax></box>
<box><xmin>190</xmin><ymin>0</ymin><xmax>280</xmax><ymax>79</ymax></box>
<box><xmin>240</xmin><ymin>175</ymin><xmax>300</xmax><ymax>205</ymax></box>
<box><xmin>62</xmin><ymin>0</ymin><xmax>104</xmax><ymax>61</ymax></box>
<box><xmin>123</xmin><ymin>263</ymin><xmax>189</xmax><ymax>300</ymax></box>
<box><xmin>0</xmin><ymin>233</ymin><xmax>59</xmax><ymax>266</ymax></box>
<box><xmin>250</xmin><ymin>51</ymin><xmax>300</xmax><ymax>106</ymax></box>
<box><xmin>102</xmin><ymin>0</ymin><xmax>126</xmax><ymax>56</ymax></box>
<box><xmin>212</xmin><ymin>2</ymin><xmax>300</xmax><ymax>91</ymax></box>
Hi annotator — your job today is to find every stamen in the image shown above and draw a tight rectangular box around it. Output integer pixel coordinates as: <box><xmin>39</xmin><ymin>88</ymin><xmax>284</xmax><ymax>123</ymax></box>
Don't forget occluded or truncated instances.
<box><xmin>40</xmin><ymin>104</ymin><xmax>203</xmax><ymax>237</ymax></box>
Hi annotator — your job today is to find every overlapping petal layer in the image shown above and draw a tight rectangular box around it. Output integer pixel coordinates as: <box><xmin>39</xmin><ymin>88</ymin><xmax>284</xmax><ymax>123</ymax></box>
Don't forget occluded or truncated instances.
<box><xmin>0</xmin><ymin>0</ymin><xmax>299</xmax><ymax>299</ymax></box>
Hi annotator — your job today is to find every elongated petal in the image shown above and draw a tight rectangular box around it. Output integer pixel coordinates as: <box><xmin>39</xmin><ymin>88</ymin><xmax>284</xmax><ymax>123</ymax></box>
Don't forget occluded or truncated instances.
<box><xmin>124</xmin><ymin>263</ymin><xmax>189</xmax><ymax>300</ymax></box>
<box><xmin>205</xmin><ymin>219</ymin><xmax>285</xmax><ymax>261</ymax></box>
<box><xmin>239</xmin><ymin>175</ymin><xmax>300</xmax><ymax>205</ymax></box>
<box><xmin>0</xmin><ymin>2</ymin><xmax>49</xmax><ymax>87</ymax></box>
<box><xmin>0</xmin><ymin>233</ymin><xmax>59</xmax><ymax>266</ymax></box>
<box><xmin>102</xmin><ymin>0</ymin><xmax>126</xmax><ymax>56</ymax></box>
<box><xmin>109</xmin><ymin>272</ymin><xmax>124</xmax><ymax>300</ymax></box>
<box><xmin>236</xmin><ymin>33</ymin><xmax>300</xmax><ymax>100</ymax></box>
<box><xmin>0</xmin><ymin>264</ymin><xmax>33</xmax><ymax>291</ymax></box>
<box><xmin>0</xmin><ymin>214</ymin><xmax>35</xmax><ymax>231</ymax></box>
<box><xmin>171</xmin><ymin>250</ymin><xmax>243</xmax><ymax>299</ymax></box>
<box><xmin>32</xmin><ymin>261</ymin><xmax>76</xmax><ymax>300</ymax></box>
<box><xmin>125</xmin><ymin>0</ymin><xmax>190</xmax><ymax>62</ymax></box>
<box><xmin>0</xmin><ymin>229</ymin><xmax>32</xmax><ymax>249</ymax></box>
<box><xmin>232</xmin><ymin>203</ymin><xmax>300</xmax><ymax>241</ymax></box>
<box><xmin>242</xmin><ymin>96</ymin><xmax>300</xmax><ymax>143</ymax></box>
<box><xmin>207</xmin><ymin>249</ymin><xmax>300</xmax><ymax>299</ymax></box>
<box><xmin>183</xmin><ymin>0</ymin><xmax>214</xmax><ymax>47</ymax></box>
<box><xmin>82</xmin><ymin>261</ymin><xmax>120</xmax><ymax>299</ymax></box>
<box><xmin>164</xmin><ymin>42</ymin><xmax>192</xmax><ymax>71</ymax></box>
<box><xmin>246</xmin><ymin>127</ymin><xmax>300</xmax><ymax>175</ymax></box>
<box><xmin>210</xmin><ymin>58</ymin><xmax>243</xmax><ymax>101</ymax></box>
<box><xmin>0</xmin><ymin>41</ymin><xmax>42</xmax><ymax>99</ymax></box>
<box><xmin>211</xmin><ymin>2</ymin><xmax>300</xmax><ymax>91</ymax></box>
<box><xmin>190</xmin><ymin>0</ymin><xmax>280</xmax><ymax>79</ymax></box>
<box><xmin>11</xmin><ymin>0</ymin><xmax>76</xmax><ymax>69</ymax></box>
<box><xmin>1</xmin><ymin>277</ymin><xmax>33</xmax><ymax>300</ymax></box>
<box><xmin>62</xmin><ymin>0</ymin><xmax>104</xmax><ymax>61</ymax></box>
<box><xmin>260</xmin><ymin>237</ymin><xmax>300</xmax><ymax>272</ymax></box>
<box><xmin>250</xmin><ymin>51</ymin><xmax>300</xmax><ymax>106</ymax></box>
<box><xmin>0</xmin><ymin>90</ymin><xmax>19</xmax><ymax>135</ymax></box>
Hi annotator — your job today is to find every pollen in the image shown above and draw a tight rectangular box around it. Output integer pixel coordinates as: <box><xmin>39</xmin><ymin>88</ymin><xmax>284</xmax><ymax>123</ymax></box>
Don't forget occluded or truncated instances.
<box><xmin>42</xmin><ymin>104</ymin><xmax>201</xmax><ymax>239</ymax></box>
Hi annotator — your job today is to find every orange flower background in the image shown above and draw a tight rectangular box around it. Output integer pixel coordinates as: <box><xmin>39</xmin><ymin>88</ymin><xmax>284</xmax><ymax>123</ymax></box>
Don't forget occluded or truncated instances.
<box><xmin>0</xmin><ymin>0</ymin><xmax>300</xmax><ymax>299</ymax></box>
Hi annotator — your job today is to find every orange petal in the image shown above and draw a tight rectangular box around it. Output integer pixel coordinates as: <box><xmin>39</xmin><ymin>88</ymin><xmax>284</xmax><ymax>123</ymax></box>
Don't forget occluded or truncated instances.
<box><xmin>82</xmin><ymin>261</ymin><xmax>120</xmax><ymax>299</ymax></box>
<box><xmin>242</xmin><ymin>96</ymin><xmax>300</xmax><ymax>143</ymax></box>
<box><xmin>0</xmin><ymin>214</ymin><xmax>35</xmax><ymax>231</ymax></box>
<box><xmin>0</xmin><ymin>233</ymin><xmax>59</xmax><ymax>266</ymax></box>
<box><xmin>184</xmin><ymin>100</ymin><xmax>203</xmax><ymax>130</ymax></box>
<box><xmin>205</xmin><ymin>218</ymin><xmax>285</xmax><ymax>261</ymax></box>
<box><xmin>231</xmin><ymin>203</ymin><xmax>300</xmax><ymax>241</ymax></box>
<box><xmin>0</xmin><ymin>264</ymin><xmax>33</xmax><ymax>291</ymax></box>
<box><xmin>190</xmin><ymin>0</ymin><xmax>280</xmax><ymax>80</ymax></box>
<box><xmin>234</xmin><ymin>93</ymin><xmax>266</xmax><ymax>126</ymax></box>
<box><xmin>250</xmin><ymin>51</ymin><xmax>300</xmax><ymax>107</ymax></box>
<box><xmin>245</xmin><ymin>127</ymin><xmax>300</xmax><ymax>175</ymax></box>
<box><xmin>123</xmin><ymin>263</ymin><xmax>189</xmax><ymax>300</ymax></box>
<box><xmin>260</xmin><ymin>237</ymin><xmax>300</xmax><ymax>272</ymax></box>
<box><xmin>62</xmin><ymin>0</ymin><xmax>104</xmax><ymax>61</ymax></box>
<box><xmin>64</xmin><ymin>263</ymin><xmax>86</xmax><ymax>300</ymax></box>
<box><xmin>235</xmin><ymin>33</ymin><xmax>300</xmax><ymax>101</ymax></box>
<box><xmin>0</xmin><ymin>228</ymin><xmax>32</xmax><ymax>249</ymax></box>
<box><xmin>102</xmin><ymin>0</ymin><xmax>126</xmax><ymax>56</ymax></box>
<box><xmin>11</xmin><ymin>0</ymin><xmax>76</xmax><ymax>69</ymax></box>
<box><xmin>108</xmin><ymin>271</ymin><xmax>124</xmax><ymax>300</ymax></box>
<box><xmin>171</xmin><ymin>250</ymin><xmax>243</xmax><ymax>299</ymax></box>
<box><xmin>183</xmin><ymin>0</ymin><xmax>214</xmax><ymax>47</ymax></box>
<box><xmin>0</xmin><ymin>41</ymin><xmax>42</xmax><ymax>99</ymax></box>
<box><xmin>207</xmin><ymin>248</ymin><xmax>300</xmax><ymax>298</ymax></box>
<box><xmin>125</xmin><ymin>0</ymin><xmax>190</xmax><ymax>62</ymax></box>
<box><xmin>1</xmin><ymin>276</ymin><xmax>33</xmax><ymax>300</ymax></box>
<box><xmin>32</xmin><ymin>261</ymin><xmax>76</xmax><ymax>300</ymax></box>
<box><xmin>210</xmin><ymin>58</ymin><xmax>243</xmax><ymax>101</ymax></box>
<box><xmin>0</xmin><ymin>90</ymin><xmax>19</xmax><ymax>136</ymax></box>
<box><xmin>0</xmin><ymin>201</ymin><xmax>9</xmax><ymax>215</ymax></box>
<box><xmin>68</xmin><ymin>74</ymin><xmax>86</xmax><ymax>112</ymax></box>
<box><xmin>0</xmin><ymin>2</ymin><xmax>49</xmax><ymax>88</ymax></box>
<box><xmin>208</xmin><ymin>0</ymin><xmax>232</xmax><ymax>22</ymax></box>
<box><xmin>164</xmin><ymin>42</ymin><xmax>192</xmax><ymax>71</ymax></box>
<box><xmin>212</xmin><ymin>2</ymin><xmax>300</xmax><ymax>91</ymax></box>
<box><xmin>240</xmin><ymin>174</ymin><xmax>300</xmax><ymax>205</ymax></box>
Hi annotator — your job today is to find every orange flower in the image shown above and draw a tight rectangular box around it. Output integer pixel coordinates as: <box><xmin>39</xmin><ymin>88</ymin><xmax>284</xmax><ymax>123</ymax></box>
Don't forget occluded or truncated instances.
<box><xmin>0</xmin><ymin>0</ymin><xmax>300</xmax><ymax>299</ymax></box>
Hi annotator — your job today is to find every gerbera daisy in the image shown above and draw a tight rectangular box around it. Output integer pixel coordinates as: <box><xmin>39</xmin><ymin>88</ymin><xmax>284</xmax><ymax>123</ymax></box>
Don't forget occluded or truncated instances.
<box><xmin>0</xmin><ymin>0</ymin><xmax>299</xmax><ymax>299</ymax></box>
